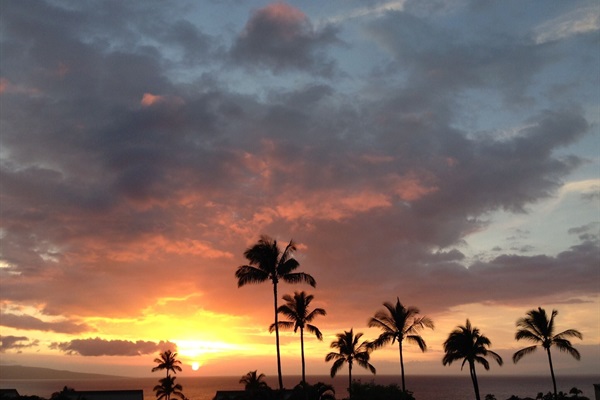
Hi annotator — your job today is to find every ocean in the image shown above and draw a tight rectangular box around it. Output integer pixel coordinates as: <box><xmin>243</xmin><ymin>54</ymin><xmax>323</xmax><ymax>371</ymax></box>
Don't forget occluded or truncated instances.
<box><xmin>1</xmin><ymin>375</ymin><xmax>597</xmax><ymax>400</ymax></box>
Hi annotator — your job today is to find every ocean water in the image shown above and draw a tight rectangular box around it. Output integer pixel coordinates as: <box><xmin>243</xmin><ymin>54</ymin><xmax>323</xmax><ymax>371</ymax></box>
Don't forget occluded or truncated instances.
<box><xmin>1</xmin><ymin>375</ymin><xmax>597</xmax><ymax>400</ymax></box>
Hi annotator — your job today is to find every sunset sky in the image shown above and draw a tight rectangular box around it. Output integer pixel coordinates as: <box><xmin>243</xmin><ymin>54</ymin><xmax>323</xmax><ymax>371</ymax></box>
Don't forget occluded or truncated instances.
<box><xmin>1</xmin><ymin>0</ymin><xmax>599</xmax><ymax>380</ymax></box>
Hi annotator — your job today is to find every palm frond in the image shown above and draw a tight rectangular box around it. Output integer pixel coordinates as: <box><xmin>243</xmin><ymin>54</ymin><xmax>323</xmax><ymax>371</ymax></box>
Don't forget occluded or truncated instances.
<box><xmin>235</xmin><ymin>265</ymin><xmax>269</xmax><ymax>287</ymax></box>
<box><xmin>487</xmin><ymin>349</ymin><xmax>503</xmax><ymax>366</ymax></box>
<box><xmin>325</xmin><ymin>352</ymin><xmax>343</xmax><ymax>362</ymax></box>
<box><xmin>515</xmin><ymin>329</ymin><xmax>542</xmax><ymax>343</ymax></box>
<box><xmin>282</xmin><ymin>271</ymin><xmax>316</xmax><ymax>287</ymax></box>
<box><xmin>269</xmin><ymin>321</ymin><xmax>295</xmax><ymax>333</ymax></box>
<box><xmin>306</xmin><ymin>324</ymin><xmax>323</xmax><ymax>340</ymax></box>
<box><xmin>306</xmin><ymin>307</ymin><xmax>326</xmax><ymax>321</ymax></box>
<box><xmin>368</xmin><ymin>316</ymin><xmax>395</xmax><ymax>333</ymax></box>
<box><xmin>554</xmin><ymin>329</ymin><xmax>583</xmax><ymax>340</ymax></box>
<box><xmin>512</xmin><ymin>345</ymin><xmax>537</xmax><ymax>363</ymax></box>
<box><xmin>329</xmin><ymin>358</ymin><xmax>346</xmax><ymax>378</ymax></box>
<box><xmin>406</xmin><ymin>334</ymin><xmax>427</xmax><ymax>352</ymax></box>
<box><xmin>278</xmin><ymin>258</ymin><xmax>300</xmax><ymax>275</ymax></box>
<box><xmin>474</xmin><ymin>355</ymin><xmax>490</xmax><ymax>370</ymax></box>
<box><xmin>554</xmin><ymin>339</ymin><xmax>581</xmax><ymax>360</ymax></box>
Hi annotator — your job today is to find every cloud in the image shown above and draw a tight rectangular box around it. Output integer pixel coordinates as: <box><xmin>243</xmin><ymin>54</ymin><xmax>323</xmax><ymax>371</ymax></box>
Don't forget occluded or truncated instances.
<box><xmin>0</xmin><ymin>313</ymin><xmax>90</xmax><ymax>334</ymax></box>
<box><xmin>50</xmin><ymin>338</ymin><xmax>176</xmax><ymax>356</ymax></box>
<box><xmin>534</xmin><ymin>5</ymin><xmax>600</xmax><ymax>44</ymax></box>
<box><xmin>230</xmin><ymin>2</ymin><xmax>340</xmax><ymax>75</ymax></box>
<box><xmin>0</xmin><ymin>336</ymin><xmax>39</xmax><ymax>353</ymax></box>
<box><xmin>0</xmin><ymin>0</ymin><xmax>597</xmax><ymax>373</ymax></box>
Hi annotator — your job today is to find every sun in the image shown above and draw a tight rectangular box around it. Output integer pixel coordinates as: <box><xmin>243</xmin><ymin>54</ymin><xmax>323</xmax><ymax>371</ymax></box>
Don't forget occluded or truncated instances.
<box><xmin>191</xmin><ymin>361</ymin><xmax>200</xmax><ymax>371</ymax></box>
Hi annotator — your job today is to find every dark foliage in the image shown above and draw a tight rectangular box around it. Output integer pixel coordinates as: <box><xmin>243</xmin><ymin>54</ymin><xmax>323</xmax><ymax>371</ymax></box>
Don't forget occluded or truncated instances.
<box><xmin>347</xmin><ymin>381</ymin><xmax>415</xmax><ymax>400</ymax></box>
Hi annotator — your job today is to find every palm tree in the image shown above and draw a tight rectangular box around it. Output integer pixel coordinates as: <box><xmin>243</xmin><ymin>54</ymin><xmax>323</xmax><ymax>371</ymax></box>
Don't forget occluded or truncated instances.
<box><xmin>270</xmin><ymin>291</ymin><xmax>326</xmax><ymax>383</ymax></box>
<box><xmin>368</xmin><ymin>298</ymin><xmax>434</xmax><ymax>392</ymax></box>
<box><xmin>325</xmin><ymin>329</ymin><xmax>376</xmax><ymax>398</ymax></box>
<box><xmin>239</xmin><ymin>370</ymin><xmax>269</xmax><ymax>391</ymax></box>
<box><xmin>152</xmin><ymin>350</ymin><xmax>183</xmax><ymax>379</ymax></box>
<box><xmin>512</xmin><ymin>307</ymin><xmax>583</xmax><ymax>398</ymax></box>
<box><xmin>291</xmin><ymin>381</ymin><xmax>336</xmax><ymax>400</ymax></box>
<box><xmin>153</xmin><ymin>375</ymin><xmax>185</xmax><ymax>400</ymax></box>
<box><xmin>236</xmin><ymin>235</ymin><xmax>316</xmax><ymax>390</ymax></box>
<box><xmin>442</xmin><ymin>319</ymin><xmax>503</xmax><ymax>400</ymax></box>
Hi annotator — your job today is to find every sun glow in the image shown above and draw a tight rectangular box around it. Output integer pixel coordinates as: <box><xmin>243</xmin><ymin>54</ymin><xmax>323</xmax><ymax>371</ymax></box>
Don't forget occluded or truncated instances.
<box><xmin>191</xmin><ymin>361</ymin><xmax>200</xmax><ymax>371</ymax></box>
<box><xmin>175</xmin><ymin>340</ymin><xmax>240</xmax><ymax>359</ymax></box>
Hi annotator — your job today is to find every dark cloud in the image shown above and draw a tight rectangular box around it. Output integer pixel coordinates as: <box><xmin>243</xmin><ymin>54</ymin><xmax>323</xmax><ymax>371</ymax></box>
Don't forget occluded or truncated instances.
<box><xmin>0</xmin><ymin>313</ymin><xmax>90</xmax><ymax>334</ymax></box>
<box><xmin>50</xmin><ymin>338</ymin><xmax>176</xmax><ymax>356</ymax></box>
<box><xmin>0</xmin><ymin>336</ymin><xmax>39</xmax><ymax>353</ymax></box>
<box><xmin>230</xmin><ymin>2</ymin><xmax>339</xmax><ymax>75</ymax></box>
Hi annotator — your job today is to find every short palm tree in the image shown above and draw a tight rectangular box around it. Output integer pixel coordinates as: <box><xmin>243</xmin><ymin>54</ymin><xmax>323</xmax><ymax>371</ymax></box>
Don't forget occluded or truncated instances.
<box><xmin>442</xmin><ymin>319</ymin><xmax>503</xmax><ymax>400</ymax></box>
<box><xmin>239</xmin><ymin>370</ymin><xmax>269</xmax><ymax>391</ymax></box>
<box><xmin>152</xmin><ymin>350</ymin><xmax>183</xmax><ymax>379</ymax></box>
<box><xmin>368</xmin><ymin>298</ymin><xmax>434</xmax><ymax>392</ymax></box>
<box><xmin>153</xmin><ymin>375</ymin><xmax>185</xmax><ymax>400</ymax></box>
<box><xmin>292</xmin><ymin>381</ymin><xmax>336</xmax><ymax>400</ymax></box>
<box><xmin>270</xmin><ymin>291</ymin><xmax>326</xmax><ymax>383</ymax></box>
<box><xmin>513</xmin><ymin>307</ymin><xmax>583</xmax><ymax>398</ymax></box>
<box><xmin>235</xmin><ymin>235</ymin><xmax>316</xmax><ymax>390</ymax></box>
<box><xmin>325</xmin><ymin>329</ymin><xmax>376</xmax><ymax>398</ymax></box>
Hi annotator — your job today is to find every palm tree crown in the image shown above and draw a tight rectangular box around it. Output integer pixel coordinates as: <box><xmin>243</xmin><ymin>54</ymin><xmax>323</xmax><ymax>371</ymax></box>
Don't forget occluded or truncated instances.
<box><xmin>152</xmin><ymin>350</ymin><xmax>183</xmax><ymax>378</ymax></box>
<box><xmin>153</xmin><ymin>375</ymin><xmax>185</xmax><ymax>400</ymax></box>
<box><xmin>239</xmin><ymin>370</ymin><xmax>269</xmax><ymax>391</ymax></box>
<box><xmin>369</xmin><ymin>298</ymin><xmax>434</xmax><ymax>392</ymax></box>
<box><xmin>513</xmin><ymin>307</ymin><xmax>583</xmax><ymax>397</ymax></box>
<box><xmin>270</xmin><ymin>291</ymin><xmax>326</xmax><ymax>383</ymax></box>
<box><xmin>235</xmin><ymin>235</ymin><xmax>316</xmax><ymax>390</ymax></box>
<box><xmin>325</xmin><ymin>329</ymin><xmax>375</xmax><ymax>397</ymax></box>
<box><xmin>443</xmin><ymin>319</ymin><xmax>503</xmax><ymax>400</ymax></box>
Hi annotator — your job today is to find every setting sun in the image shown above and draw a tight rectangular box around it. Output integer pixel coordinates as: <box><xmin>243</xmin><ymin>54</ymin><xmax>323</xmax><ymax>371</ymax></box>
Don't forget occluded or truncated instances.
<box><xmin>191</xmin><ymin>362</ymin><xmax>200</xmax><ymax>371</ymax></box>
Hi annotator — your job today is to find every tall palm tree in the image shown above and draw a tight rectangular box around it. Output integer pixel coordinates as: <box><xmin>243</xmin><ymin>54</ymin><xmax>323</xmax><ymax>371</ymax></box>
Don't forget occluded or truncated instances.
<box><xmin>270</xmin><ymin>291</ymin><xmax>326</xmax><ymax>383</ymax></box>
<box><xmin>152</xmin><ymin>350</ymin><xmax>183</xmax><ymax>379</ymax></box>
<box><xmin>325</xmin><ymin>329</ymin><xmax>376</xmax><ymax>398</ymax></box>
<box><xmin>368</xmin><ymin>298</ymin><xmax>434</xmax><ymax>392</ymax></box>
<box><xmin>235</xmin><ymin>235</ymin><xmax>316</xmax><ymax>390</ymax></box>
<box><xmin>153</xmin><ymin>375</ymin><xmax>185</xmax><ymax>400</ymax></box>
<box><xmin>513</xmin><ymin>307</ymin><xmax>583</xmax><ymax>398</ymax></box>
<box><xmin>442</xmin><ymin>319</ymin><xmax>503</xmax><ymax>400</ymax></box>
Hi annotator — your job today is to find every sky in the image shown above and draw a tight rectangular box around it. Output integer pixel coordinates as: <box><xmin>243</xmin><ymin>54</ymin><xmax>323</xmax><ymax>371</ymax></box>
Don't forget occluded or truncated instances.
<box><xmin>0</xmin><ymin>0</ymin><xmax>599</xmax><ymax>381</ymax></box>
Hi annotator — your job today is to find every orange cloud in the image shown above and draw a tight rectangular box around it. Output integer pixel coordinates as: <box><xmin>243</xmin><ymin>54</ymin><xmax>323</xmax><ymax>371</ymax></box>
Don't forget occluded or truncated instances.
<box><xmin>387</xmin><ymin>171</ymin><xmax>438</xmax><ymax>202</ymax></box>
<box><xmin>253</xmin><ymin>2</ymin><xmax>308</xmax><ymax>40</ymax></box>
<box><xmin>140</xmin><ymin>93</ymin><xmax>185</xmax><ymax>107</ymax></box>
<box><xmin>0</xmin><ymin>78</ymin><xmax>41</xmax><ymax>96</ymax></box>
<box><xmin>275</xmin><ymin>189</ymin><xmax>391</xmax><ymax>222</ymax></box>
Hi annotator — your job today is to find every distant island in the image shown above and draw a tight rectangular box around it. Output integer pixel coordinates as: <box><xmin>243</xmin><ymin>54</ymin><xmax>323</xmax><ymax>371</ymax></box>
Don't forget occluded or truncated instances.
<box><xmin>0</xmin><ymin>365</ymin><xmax>125</xmax><ymax>380</ymax></box>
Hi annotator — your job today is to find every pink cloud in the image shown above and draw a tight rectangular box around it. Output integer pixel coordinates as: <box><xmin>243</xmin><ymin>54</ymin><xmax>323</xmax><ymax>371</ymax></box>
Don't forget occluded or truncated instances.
<box><xmin>140</xmin><ymin>93</ymin><xmax>184</xmax><ymax>107</ymax></box>
<box><xmin>0</xmin><ymin>78</ymin><xmax>41</xmax><ymax>96</ymax></box>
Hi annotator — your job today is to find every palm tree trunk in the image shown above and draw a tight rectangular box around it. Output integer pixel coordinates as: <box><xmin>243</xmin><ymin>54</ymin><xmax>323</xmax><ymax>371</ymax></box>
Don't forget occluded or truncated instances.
<box><xmin>399</xmin><ymin>341</ymin><xmax>406</xmax><ymax>392</ymax></box>
<box><xmin>546</xmin><ymin>347</ymin><xmax>557</xmax><ymax>397</ymax></box>
<box><xmin>273</xmin><ymin>280</ymin><xmax>284</xmax><ymax>390</ymax></box>
<box><xmin>348</xmin><ymin>361</ymin><xmax>353</xmax><ymax>399</ymax></box>
<box><xmin>470</xmin><ymin>362</ymin><xmax>481</xmax><ymax>400</ymax></box>
<box><xmin>300</xmin><ymin>327</ymin><xmax>306</xmax><ymax>383</ymax></box>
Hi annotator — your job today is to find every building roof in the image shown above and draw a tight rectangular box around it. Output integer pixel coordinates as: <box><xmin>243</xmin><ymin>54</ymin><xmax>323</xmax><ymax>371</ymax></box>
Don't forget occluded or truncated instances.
<box><xmin>0</xmin><ymin>389</ymin><xmax>20</xmax><ymax>399</ymax></box>
<box><xmin>62</xmin><ymin>389</ymin><xmax>144</xmax><ymax>400</ymax></box>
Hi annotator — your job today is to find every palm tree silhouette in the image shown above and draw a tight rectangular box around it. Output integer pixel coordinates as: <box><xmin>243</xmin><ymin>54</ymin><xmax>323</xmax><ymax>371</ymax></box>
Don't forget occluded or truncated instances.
<box><xmin>235</xmin><ymin>235</ymin><xmax>316</xmax><ymax>390</ymax></box>
<box><xmin>152</xmin><ymin>350</ymin><xmax>183</xmax><ymax>379</ymax></box>
<box><xmin>442</xmin><ymin>319</ymin><xmax>503</xmax><ymax>400</ymax></box>
<box><xmin>270</xmin><ymin>291</ymin><xmax>326</xmax><ymax>383</ymax></box>
<box><xmin>368</xmin><ymin>298</ymin><xmax>434</xmax><ymax>392</ymax></box>
<box><xmin>153</xmin><ymin>375</ymin><xmax>185</xmax><ymax>400</ymax></box>
<box><xmin>512</xmin><ymin>307</ymin><xmax>583</xmax><ymax>398</ymax></box>
<box><xmin>325</xmin><ymin>329</ymin><xmax>375</xmax><ymax>398</ymax></box>
<box><xmin>239</xmin><ymin>370</ymin><xmax>269</xmax><ymax>391</ymax></box>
